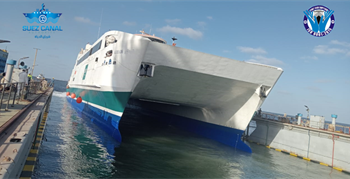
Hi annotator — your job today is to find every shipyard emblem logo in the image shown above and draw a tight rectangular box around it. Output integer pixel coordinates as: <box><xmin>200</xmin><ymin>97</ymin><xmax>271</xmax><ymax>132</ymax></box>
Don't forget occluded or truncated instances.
<box><xmin>23</xmin><ymin>3</ymin><xmax>61</xmax><ymax>24</ymax></box>
<box><xmin>303</xmin><ymin>5</ymin><xmax>335</xmax><ymax>37</ymax></box>
<box><xmin>22</xmin><ymin>3</ymin><xmax>63</xmax><ymax>35</ymax></box>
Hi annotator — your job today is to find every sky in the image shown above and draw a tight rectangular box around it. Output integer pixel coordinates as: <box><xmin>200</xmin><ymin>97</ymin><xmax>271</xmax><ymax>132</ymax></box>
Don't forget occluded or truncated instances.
<box><xmin>0</xmin><ymin>0</ymin><xmax>349</xmax><ymax>123</ymax></box>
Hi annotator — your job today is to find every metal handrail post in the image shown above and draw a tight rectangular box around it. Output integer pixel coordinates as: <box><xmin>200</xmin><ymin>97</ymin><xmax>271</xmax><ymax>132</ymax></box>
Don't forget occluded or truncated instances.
<box><xmin>20</xmin><ymin>82</ymin><xmax>24</xmax><ymax>101</ymax></box>
<box><xmin>11</xmin><ymin>83</ymin><xmax>18</xmax><ymax>107</ymax></box>
<box><xmin>0</xmin><ymin>83</ymin><xmax>5</xmax><ymax>98</ymax></box>
<box><xmin>0</xmin><ymin>85</ymin><xmax>5</xmax><ymax>111</ymax></box>
<box><xmin>28</xmin><ymin>81</ymin><xmax>32</xmax><ymax>94</ymax></box>
<box><xmin>16</xmin><ymin>82</ymin><xmax>23</xmax><ymax>104</ymax></box>
<box><xmin>5</xmin><ymin>83</ymin><xmax>13</xmax><ymax>111</ymax></box>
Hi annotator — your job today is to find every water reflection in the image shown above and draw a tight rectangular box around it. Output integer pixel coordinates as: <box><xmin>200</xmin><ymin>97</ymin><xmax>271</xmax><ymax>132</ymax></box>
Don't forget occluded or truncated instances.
<box><xmin>33</xmin><ymin>92</ymin><xmax>349</xmax><ymax>179</ymax></box>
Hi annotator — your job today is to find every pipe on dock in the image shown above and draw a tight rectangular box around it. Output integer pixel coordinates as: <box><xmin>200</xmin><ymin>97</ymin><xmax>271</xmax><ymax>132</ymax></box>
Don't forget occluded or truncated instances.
<box><xmin>307</xmin><ymin>130</ymin><xmax>310</xmax><ymax>158</ymax></box>
<box><xmin>4</xmin><ymin>60</ymin><xmax>16</xmax><ymax>84</ymax></box>
<box><xmin>332</xmin><ymin>134</ymin><xmax>335</xmax><ymax>167</ymax></box>
<box><xmin>265</xmin><ymin>122</ymin><xmax>269</xmax><ymax>145</ymax></box>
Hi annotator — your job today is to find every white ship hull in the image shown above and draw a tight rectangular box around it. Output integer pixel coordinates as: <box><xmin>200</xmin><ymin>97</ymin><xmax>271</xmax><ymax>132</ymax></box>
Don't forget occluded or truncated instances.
<box><xmin>66</xmin><ymin>30</ymin><xmax>283</xmax><ymax>152</ymax></box>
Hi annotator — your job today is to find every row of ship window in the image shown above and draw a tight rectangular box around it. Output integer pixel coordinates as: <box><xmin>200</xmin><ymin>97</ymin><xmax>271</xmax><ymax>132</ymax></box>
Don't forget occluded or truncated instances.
<box><xmin>76</xmin><ymin>40</ymin><xmax>102</xmax><ymax>66</ymax></box>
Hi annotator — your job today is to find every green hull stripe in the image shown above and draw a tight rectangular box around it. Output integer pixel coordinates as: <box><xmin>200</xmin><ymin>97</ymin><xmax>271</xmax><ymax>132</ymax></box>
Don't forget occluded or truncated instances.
<box><xmin>67</xmin><ymin>87</ymin><xmax>132</xmax><ymax>113</ymax></box>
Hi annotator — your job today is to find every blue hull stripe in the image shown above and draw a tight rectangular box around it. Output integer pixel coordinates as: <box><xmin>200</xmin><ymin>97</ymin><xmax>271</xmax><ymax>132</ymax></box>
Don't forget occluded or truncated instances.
<box><xmin>127</xmin><ymin>105</ymin><xmax>252</xmax><ymax>153</ymax></box>
<box><xmin>67</xmin><ymin>97</ymin><xmax>122</xmax><ymax>142</ymax></box>
<box><xmin>67</xmin><ymin>97</ymin><xmax>252</xmax><ymax>153</ymax></box>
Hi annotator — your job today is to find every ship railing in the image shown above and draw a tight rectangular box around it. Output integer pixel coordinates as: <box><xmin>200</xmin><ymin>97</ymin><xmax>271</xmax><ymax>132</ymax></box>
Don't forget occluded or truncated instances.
<box><xmin>256</xmin><ymin>112</ymin><xmax>350</xmax><ymax>135</ymax></box>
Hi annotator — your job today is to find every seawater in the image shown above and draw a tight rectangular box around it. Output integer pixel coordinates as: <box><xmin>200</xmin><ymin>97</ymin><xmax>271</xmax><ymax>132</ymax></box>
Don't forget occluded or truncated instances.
<box><xmin>32</xmin><ymin>82</ymin><xmax>349</xmax><ymax>178</ymax></box>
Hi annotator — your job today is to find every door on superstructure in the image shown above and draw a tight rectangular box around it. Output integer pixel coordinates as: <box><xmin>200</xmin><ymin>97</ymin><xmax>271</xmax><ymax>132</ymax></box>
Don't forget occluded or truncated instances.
<box><xmin>83</xmin><ymin>64</ymin><xmax>88</xmax><ymax>80</ymax></box>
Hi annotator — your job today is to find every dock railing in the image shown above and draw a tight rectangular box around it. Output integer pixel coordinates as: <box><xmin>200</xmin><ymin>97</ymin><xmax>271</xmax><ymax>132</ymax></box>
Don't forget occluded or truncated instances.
<box><xmin>0</xmin><ymin>80</ymin><xmax>46</xmax><ymax>111</ymax></box>
<box><xmin>254</xmin><ymin>112</ymin><xmax>350</xmax><ymax>135</ymax></box>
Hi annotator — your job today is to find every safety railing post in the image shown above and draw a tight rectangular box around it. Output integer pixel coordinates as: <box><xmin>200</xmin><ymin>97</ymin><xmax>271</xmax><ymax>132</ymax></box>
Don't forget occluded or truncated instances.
<box><xmin>5</xmin><ymin>83</ymin><xmax>13</xmax><ymax>111</ymax></box>
<box><xmin>0</xmin><ymin>84</ymin><xmax>5</xmax><ymax>111</ymax></box>
<box><xmin>16</xmin><ymin>82</ymin><xmax>23</xmax><ymax>104</ymax></box>
<box><xmin>11</xmin><ymin>83</ymin><xmax>18</xmax><ymax>107</ymax></box>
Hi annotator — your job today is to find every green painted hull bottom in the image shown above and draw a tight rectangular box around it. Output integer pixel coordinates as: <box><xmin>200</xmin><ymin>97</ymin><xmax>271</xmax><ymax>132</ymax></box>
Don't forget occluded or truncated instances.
<box><xmin>67</xmin><ymin>87</ymin><xmax>132</xmax><ymax>113</ymax></box>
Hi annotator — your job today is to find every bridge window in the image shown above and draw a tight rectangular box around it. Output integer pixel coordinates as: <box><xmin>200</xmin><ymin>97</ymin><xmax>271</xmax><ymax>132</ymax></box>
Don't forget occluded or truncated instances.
<box><xmin>76</xmin><ymin>40</ymin><xmax>102</xmax><ymax>66</ymax></box>
<box><xmin>91</xmin><ymin>41</ymin><xmax>102</xmax><ymax>55</ymax></box>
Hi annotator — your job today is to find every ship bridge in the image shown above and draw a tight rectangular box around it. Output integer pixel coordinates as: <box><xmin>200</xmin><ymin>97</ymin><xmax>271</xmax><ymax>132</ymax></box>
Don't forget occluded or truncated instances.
<box><xmin>134</xmin><ymin>30</ymin><xmax>167</xmax><ymax>44</ymax></box>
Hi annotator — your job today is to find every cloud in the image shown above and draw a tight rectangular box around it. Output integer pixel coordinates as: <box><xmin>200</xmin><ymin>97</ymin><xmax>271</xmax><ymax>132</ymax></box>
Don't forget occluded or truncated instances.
<box><xmin>123</xmin><ymin>21</ymin><xmax>136</xmax><ymax>26</ymax></box>
<box><xmin>313</xmin><ymin>45</ymin><xmax>347</xmax><ymax>55</ymax></box>
<box><xmin>165</xmin><ymin>19</ymin><xmax>181</xmax><ymax>25</ymax></box>
<box><xmin>306</xmin><ymin>86</ymin><xmax>321</xmax><ymax>92</ymax></box>
<box><xmin>237</xmin><ymin>46</ymin><xmax>267</xmax><ymax>54</ymax></box>
<box><xmin>247</xmin><ymin>55</ymin><xmax>284</xmax><ymax>66</ymax></box>
<box><xmin>330</xmin><ymin>40</ymin><xmax>350</xmax><ymax>48</ymax></box>
<box><xmin>197</xmin><ymin>21</ymin><xmax>206</xmax><ymax>27</ymax></box>
<box><xmin>207</xmin><ymin>16</ymin><xmax>213</xmax><ymax>20</ymax></box>
<box><xmin>313</xmin><ymin>40</ymin><xmax>350</xmax><ymax>57</ymax></box>
<box><xmin>74</xmin><ymin>16</ymin><xmax>98</xmax><ymax>25</ymax></box>
<box><xmin>300</xmin><ymin>56</ymin><xmax>318</xmax><ymax>60</ymax></box>
<box><xmin>314</xmin><ymin>79</ymin><xmax>334</xmax><ymax>83</ymax></box>
<box><xmin>157</xmin><ymin>25</ymin><xmax>203</xmax><ymax>39</ymax></box>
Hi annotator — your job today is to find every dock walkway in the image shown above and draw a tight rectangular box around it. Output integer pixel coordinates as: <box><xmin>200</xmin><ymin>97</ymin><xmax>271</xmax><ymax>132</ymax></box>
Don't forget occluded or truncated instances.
<box><xmin>0</xmin><ymin>83</ymin><xmax>53</xmax><ymax>179</ymax></box>
<box><xmin>0</xmin><ymin>91</ymin><xmax>43</xmax><ymax>128</ymax></box>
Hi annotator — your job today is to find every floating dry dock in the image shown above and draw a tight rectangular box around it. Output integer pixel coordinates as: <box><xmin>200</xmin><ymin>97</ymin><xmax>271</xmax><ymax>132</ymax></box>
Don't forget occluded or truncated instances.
<box><xmin>0</xmin><ymin>85</ymin><xmax>53</xmax><ymax>179</ymax></box>
<box><xmin>247</xmin><ymin>113</ymin><xmax>350</xmax><ymax>175</ymax></box>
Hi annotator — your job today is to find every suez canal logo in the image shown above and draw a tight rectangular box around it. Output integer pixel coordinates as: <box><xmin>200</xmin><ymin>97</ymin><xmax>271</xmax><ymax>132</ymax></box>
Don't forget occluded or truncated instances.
<box><xmin>303</xmin><ymin>5</ymin><xmax>335</xmax><ymax>37</ymax></box>
<box><xmin>22</xmin><ymin>3</ymin><xmax>62</xmax><ymax>34</ymax></box>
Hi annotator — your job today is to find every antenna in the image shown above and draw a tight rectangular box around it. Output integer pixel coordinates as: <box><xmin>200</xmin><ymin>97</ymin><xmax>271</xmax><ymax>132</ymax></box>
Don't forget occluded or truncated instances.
<box><xmin>149</xmin><ymin>24</ymin><xmax>152</xmax><ymax>34</ymax></box>
<box><xmin>32</xmin><ymin>48</ymin><xmax>40</xmax><ymax>75</ymax></box>
<box><xmin>97</xmin><ymin>8</ymin><xmax>103</xmax><ymax>39</ymax></box>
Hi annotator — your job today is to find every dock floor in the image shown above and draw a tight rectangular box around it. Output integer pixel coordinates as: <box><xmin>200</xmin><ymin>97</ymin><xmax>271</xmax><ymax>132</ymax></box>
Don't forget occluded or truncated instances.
<box><xmin>0</xmin><ymin>91</ymin><xmax>45</xmax><ymax>126</ymax></box>
<box><xmin>0</xmin><ymin>88</ymin><xmax>53</xmax><ymax>178</ymax></box>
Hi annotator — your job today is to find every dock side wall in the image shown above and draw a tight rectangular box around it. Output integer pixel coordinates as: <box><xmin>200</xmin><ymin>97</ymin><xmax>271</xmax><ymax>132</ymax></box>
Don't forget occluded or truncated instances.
<box><xmin>248</xmin><ymin>117</ymin><xmax>350</xmax><ymax>171</ymax></box>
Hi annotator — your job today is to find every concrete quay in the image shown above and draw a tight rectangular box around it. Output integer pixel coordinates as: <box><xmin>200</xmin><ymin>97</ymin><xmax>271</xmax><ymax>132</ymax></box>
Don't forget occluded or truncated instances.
<box><xmin>0</xmin><ymin>87</ymin><xmax>53</xmax><ymax>179</ymax></box>
<box><xmin>247</xmin><ymin>115</ymin><xmax>350</xmax><ymax>175</ymax></box>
